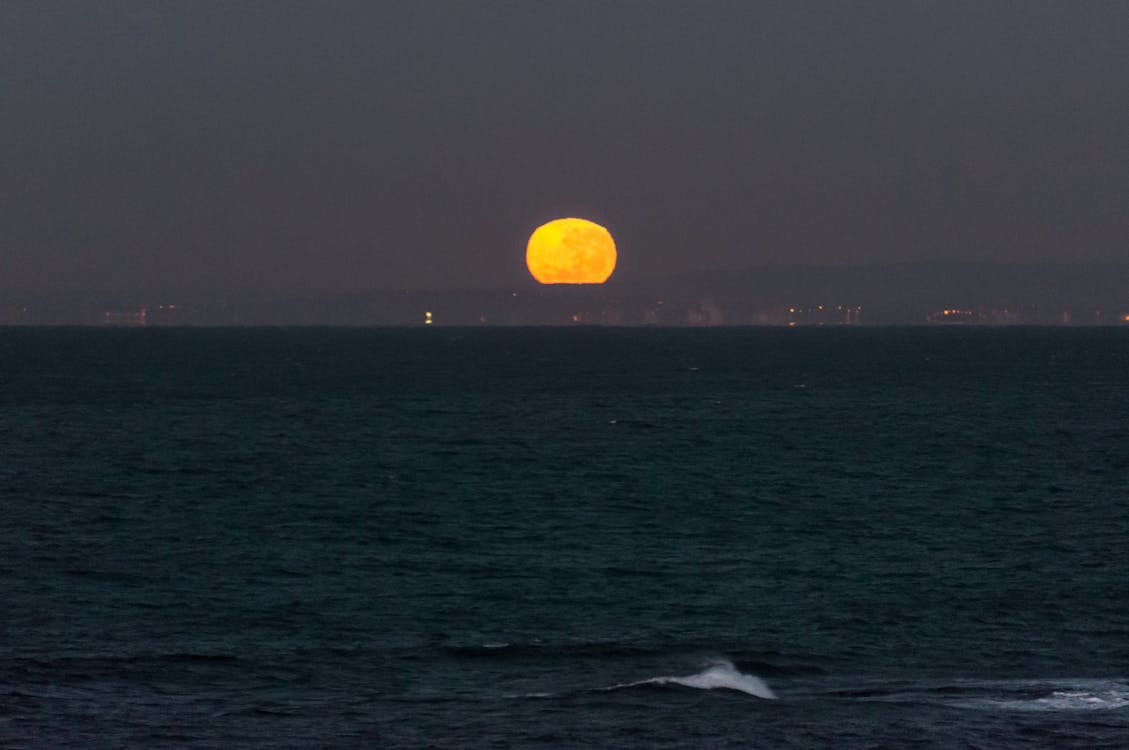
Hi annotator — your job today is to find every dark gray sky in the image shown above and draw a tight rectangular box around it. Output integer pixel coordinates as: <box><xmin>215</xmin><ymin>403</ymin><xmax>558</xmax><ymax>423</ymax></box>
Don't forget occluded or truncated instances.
<box><xmin>3</xmin><ymin>1</ymin><xmax>1127</xmax><ymax>294</ymax></box>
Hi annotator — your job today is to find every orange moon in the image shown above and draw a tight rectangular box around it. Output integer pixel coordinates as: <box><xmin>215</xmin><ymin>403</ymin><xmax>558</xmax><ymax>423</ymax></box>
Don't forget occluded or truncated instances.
<box><xmin>526</xmin><ymin>218</ymin><xmax>617</xmax><ymax>284</ymax></box>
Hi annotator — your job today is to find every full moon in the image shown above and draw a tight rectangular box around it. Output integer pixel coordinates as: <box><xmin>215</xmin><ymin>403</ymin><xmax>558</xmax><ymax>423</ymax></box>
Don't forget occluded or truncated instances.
<box><xmin>526</xmin><ymin>218</ymin><xmax>617</xmax><ymax>284</ymax></box>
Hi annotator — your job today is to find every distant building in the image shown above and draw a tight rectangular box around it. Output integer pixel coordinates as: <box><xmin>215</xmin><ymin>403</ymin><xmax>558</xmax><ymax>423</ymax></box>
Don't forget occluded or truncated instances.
<box><xmin>102</xmin><ymin>307</ymin><xmax>147</xmax><ymax>326</ymax></box>
<box><xmin>928</xmin><ymin>308</ymin><xmax>979</xmax><ymax>324</ymax></box>
<box><xmin>786</xmin><ymin>304</ymin><xmax>860</xmax><ymax>326</ymax></box>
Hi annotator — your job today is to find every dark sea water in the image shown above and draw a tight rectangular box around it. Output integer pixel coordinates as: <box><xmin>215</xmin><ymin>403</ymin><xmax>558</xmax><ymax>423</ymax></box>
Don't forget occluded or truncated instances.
<box><xmin>2</xmin><ymin>327</ymin><xmax>1128</xmax><ymax>748</ymax></box>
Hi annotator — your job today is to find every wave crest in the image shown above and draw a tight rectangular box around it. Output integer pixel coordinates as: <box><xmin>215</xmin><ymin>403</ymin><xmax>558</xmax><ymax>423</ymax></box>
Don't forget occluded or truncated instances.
<box><xmin>609</xmin><ymin>659</ymin><xmax>777</xmax><ymax>700</ymax></box>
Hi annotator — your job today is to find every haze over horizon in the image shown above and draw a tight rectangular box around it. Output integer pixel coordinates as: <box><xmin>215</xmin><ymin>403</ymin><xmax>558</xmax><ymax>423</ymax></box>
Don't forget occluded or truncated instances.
<box><xmin>4</xmin><ymin>2</ymin><xmax>1128</xmax><ymax>296</ymax></box>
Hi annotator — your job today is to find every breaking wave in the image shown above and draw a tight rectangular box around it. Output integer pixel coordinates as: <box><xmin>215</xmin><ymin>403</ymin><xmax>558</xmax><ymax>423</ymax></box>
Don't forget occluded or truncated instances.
<box><xmin>605</xmin><ymin>659</ymin><xmax>777</xmax><ymax>699</ymax></box>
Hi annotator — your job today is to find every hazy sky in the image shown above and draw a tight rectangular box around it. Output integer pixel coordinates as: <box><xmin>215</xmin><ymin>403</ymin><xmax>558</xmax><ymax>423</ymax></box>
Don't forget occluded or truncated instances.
<box><xmin>3</xmin><ymin>1</ymin><xmax>1127</xmax><ymax>294</ymax></box>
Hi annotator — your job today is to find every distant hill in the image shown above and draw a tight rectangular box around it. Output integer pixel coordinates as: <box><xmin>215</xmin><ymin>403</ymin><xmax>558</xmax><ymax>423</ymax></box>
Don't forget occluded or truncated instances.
<box><xmin>629</xmin><ymin>261</ymin><xmax>1128</xmax><ymax>319</ymax></box>
<box><xmin>4</xmin><ymin>262</ymin><xmax>1127</xmax><ymax>325</ymax></box>
<box><xmin>652</xmin><ymin>261</ymin><xmax>1129</xmax><ymax>307</ymax></box>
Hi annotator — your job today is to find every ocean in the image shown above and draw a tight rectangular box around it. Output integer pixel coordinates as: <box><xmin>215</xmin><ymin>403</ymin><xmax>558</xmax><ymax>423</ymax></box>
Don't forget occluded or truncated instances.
<box><xmin>2</xmin><ymin>326</ymin><xmax>1128</xmax><ymax>748</ymax></box>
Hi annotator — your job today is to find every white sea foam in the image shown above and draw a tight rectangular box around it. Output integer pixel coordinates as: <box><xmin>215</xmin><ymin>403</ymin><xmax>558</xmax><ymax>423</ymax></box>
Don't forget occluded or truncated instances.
<box><xmin>847</xmin><ymin>678</ymin><xmax>1129</xmax><ymax>713</ymax></box>
<box><xmin>961</xmin><ymin>681</ymin><xmax>1129</xmax><ymax>712</ymax></box>
<box><xmin>609</xmin><ymin>660</ymin><xmax>777</xmax><ymax>699</ymax></box>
